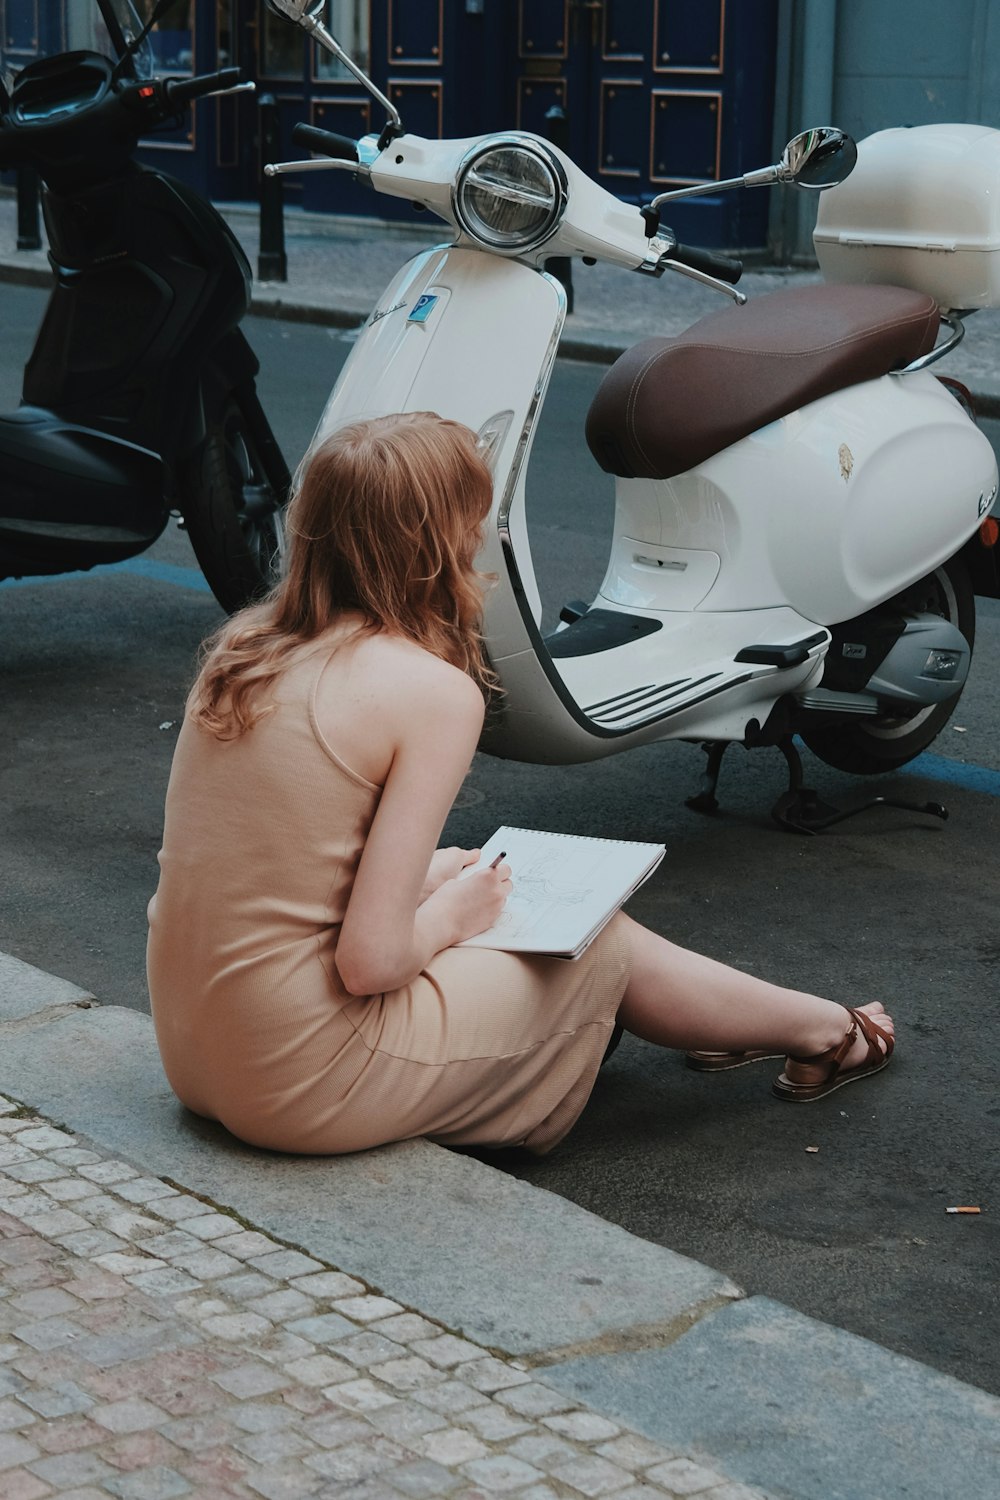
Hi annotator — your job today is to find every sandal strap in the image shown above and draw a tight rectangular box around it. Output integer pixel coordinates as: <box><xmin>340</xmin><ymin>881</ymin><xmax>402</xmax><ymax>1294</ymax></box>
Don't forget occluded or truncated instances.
<box><xmin>788</xmin><ymin>1012</ymin><xmax>857</xmax><ymax>1068</ymax></box>
<box><xmin>847</xmin><ymin>1005</ymin><xmax>894</xmax><ymax>1065</ymax></box>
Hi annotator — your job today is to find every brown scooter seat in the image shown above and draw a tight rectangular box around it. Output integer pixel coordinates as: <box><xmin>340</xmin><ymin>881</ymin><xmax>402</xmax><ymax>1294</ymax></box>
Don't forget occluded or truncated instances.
<box><xmin>585</xmin><ymin>283</ymin><xmax>940</xmax><ymax>480</ymax></box>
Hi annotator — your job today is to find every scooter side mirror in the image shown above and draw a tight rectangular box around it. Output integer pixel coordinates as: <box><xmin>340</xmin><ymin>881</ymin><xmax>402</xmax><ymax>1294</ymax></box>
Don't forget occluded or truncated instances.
<box><xmin>649</xmin><ymin>125</ymin><xmax>856</xmax><ymax>211</ymax></box>
<box><xmin>776</xmin><ymin>127</ymin><xmax>857</xmax><ymax>189</ymax></box>
<box><xmin>264</xmin><ymin>0</ymin><xmax>326</xmax><ymax>23</ymax></box>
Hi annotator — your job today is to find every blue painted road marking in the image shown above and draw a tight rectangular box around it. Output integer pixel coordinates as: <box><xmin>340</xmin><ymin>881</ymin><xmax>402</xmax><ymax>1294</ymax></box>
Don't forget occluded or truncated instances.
<box><xmin>0</xmin><ymin>556</ymin><xmax>213</xmax><ymax>594</ymax></box>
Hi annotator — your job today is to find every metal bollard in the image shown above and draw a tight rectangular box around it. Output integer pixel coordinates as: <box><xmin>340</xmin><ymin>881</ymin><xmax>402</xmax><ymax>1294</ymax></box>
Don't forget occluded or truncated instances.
<box><xmin>16</xmin><ymin>165</ymin><xmax>41</xmax><ymax>251</ymax></box>
<box><xmin>543</xmin><ymin>104</ymin><xmax>573</xmax><ymax>313</ymax></box>
<box><xmin>257</xmin><ymin>93</ymin><xmax>287</xmax><ymax>282</ymax></box>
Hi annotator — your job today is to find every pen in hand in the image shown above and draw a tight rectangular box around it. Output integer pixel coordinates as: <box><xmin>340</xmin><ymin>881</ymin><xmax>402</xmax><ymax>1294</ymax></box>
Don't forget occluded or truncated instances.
<box><xmin>489</xmin><ymin>850</ymin><xmax>507</xmax><ymax>870</ymax></box>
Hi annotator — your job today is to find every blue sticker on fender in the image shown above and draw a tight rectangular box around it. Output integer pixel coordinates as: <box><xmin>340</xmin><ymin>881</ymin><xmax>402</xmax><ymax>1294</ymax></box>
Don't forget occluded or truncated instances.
<box><xmin>408</xmin><ymin>294</ymin><xmax>438</xmax><ymax>323</ymax></box>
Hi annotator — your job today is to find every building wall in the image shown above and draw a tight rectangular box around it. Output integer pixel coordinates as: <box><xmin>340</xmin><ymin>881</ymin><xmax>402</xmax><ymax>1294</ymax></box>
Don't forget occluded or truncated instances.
<box><xmin>772</xmin><ymin>0</ymin><xmax>1000</xmax><ymax>261</ymax></box>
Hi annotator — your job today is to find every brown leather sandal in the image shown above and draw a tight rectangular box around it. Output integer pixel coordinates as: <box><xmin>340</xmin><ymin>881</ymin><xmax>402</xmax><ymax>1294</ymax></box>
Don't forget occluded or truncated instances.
<box><xmin>771</xmin><ymin>1006</ymin><xmax>894</xmax><ymax>1102</ymax></box>
<box><xmin>685</xmin><ymin>1048</ymin><xmax>782</xmax><ymax>1072</ymax></box>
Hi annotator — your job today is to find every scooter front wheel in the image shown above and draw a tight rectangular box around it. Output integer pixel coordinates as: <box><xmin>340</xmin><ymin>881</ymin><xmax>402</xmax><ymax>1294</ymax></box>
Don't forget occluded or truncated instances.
<box><xmin>800</xmin><ymin>553</ymin><xmax>975</xmax><ymax>775</ymax></box>
<box><xmin>181</xmin><ymin>392</ymin><xmax>287</xmax><ymax>614</ymax></box>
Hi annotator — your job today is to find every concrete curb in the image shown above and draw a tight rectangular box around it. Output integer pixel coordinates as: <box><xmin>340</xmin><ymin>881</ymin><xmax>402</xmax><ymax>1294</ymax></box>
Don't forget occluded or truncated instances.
<box><xmin>2</xmin><ymin>951</ymin><xmax>999</xmax><ymax>1500</ymax></box>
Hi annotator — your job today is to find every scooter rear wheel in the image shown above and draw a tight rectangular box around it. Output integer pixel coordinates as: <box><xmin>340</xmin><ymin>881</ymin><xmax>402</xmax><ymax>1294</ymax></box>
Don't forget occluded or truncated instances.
<box><xmin>800</xmin><ymin>554</ymin><xmax>975</xmax><ymax>775</ymax></box>
<box><xmin>181</xmin><ymin>393</ymin><xmax>286</xmax><ymax>614</ymax></box>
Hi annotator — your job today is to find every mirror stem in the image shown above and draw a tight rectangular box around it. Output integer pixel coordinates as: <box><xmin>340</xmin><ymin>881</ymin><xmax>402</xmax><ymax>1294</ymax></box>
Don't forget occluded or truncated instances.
<box><xmin>294</xmin><ymin>11</ymin><xmax>402</xmax><ymax>134</ymax></box>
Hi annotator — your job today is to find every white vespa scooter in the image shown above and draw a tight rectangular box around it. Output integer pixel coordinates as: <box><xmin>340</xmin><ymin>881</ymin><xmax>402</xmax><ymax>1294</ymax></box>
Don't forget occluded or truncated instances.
<box><xmin>266</xmin><ymin>1</ymin><xmax>999</xmax><ymax>832</ymax></box>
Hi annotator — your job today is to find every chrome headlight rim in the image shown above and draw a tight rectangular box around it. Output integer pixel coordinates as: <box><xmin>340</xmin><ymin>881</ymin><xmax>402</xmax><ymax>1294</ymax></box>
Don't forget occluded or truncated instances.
<box><xmin>452</xmin><ymin>133</ymin><xmax>568</xmax><ymax>255</ymax></box>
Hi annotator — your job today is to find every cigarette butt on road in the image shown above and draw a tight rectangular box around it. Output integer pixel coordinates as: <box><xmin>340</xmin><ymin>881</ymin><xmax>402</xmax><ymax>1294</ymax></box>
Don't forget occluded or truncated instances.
<box><xmin>945</xmin><ymin>1206</ymin><xmax>982</xmax><ymax>1214</ymax></box>
<box><xmin>805</xmin><ymin>1146</ymin><xmax>820</xmax><ymax>1154</ymax></box>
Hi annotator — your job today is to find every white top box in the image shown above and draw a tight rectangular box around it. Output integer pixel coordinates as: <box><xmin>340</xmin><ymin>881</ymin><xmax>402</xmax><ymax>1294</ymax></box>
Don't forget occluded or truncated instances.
<box><xmin>814</xmin><ymin>123</ymin><xmax>1000</xmax><ymax>311</ymax></box>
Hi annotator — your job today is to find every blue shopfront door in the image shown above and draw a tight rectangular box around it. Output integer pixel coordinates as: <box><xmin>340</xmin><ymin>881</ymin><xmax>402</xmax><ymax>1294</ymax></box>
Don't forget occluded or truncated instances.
<box><xmin>513</xmin><ymin>0</ymin><xmax>780</xmax><ymax>249</ymax></box>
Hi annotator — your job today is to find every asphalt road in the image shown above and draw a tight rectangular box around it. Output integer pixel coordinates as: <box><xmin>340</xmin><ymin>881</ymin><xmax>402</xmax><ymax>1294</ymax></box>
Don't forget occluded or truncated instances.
<box><xmin>2</xmin><ymin>284</ymin><xmax>998</xmax><ymax>1397</ymax></box>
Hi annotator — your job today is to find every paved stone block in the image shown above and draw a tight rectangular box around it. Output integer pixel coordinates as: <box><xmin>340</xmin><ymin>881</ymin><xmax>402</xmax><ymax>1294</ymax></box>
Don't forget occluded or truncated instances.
<box><xmin>495</xmin><ymin>1382</ymin><xmax>575</xmax><ymax>1419</ymax></box>
<box><xmin>544</xmin><ymin>1410</ymin><xmax>621</xmax><ymax>1443</ymax></box>
<box><xmin>324</xmin><ymin>1377</ymin><xmax>398</xmax><ymax>1413</ymax></box>
<box><xmin>418</xmin><ymin>1427</ymin><xmax>488</xmax><ymax>1466</ymax></box>
<box><xmin>370</xmin><ymin>1355</ymin><xmax>443</xmax><ymax>1393</ymax></box>
<box><xmin>289</xmin><ymin>1272</ymin><xmax>364</xmax><ymax>1299</ymax></box>
<box><xmin>103</xmin><ymin>1463</ymin><xmax>193</xmax><ymax>1497</ymax></box>
<box><xmin>409</xmin><ymin>1334</ymin><xmax>482</xmax><ymax>1369</ymax></box>
<box><xmin>408</xmin><ymin>1379</ymin><xmax>489</xmax><ymax>1416</ymax></box>
<box><xmin>303</xmin><ymin>1434</ymin><xmax>405</xmax><ymax>1484</ymax></box>
<box><xmin>281</xmin><ymin>1354</ymin><xmax>355</xmax><ymax>1389</ymax></box>
<box><xmin>211</xmin><ymin>1363</ymin><xmax>291</xmax><ymax>1400</ymax></box>
<box><xmin>548</xmin><ymin>1452</ymin><xmax>632</xmax><ymax>1496</ymax></box>
<box><xmin>0</xmin><ymin>1430</ymin><xmax>41</xmax><ymax>1469</ymax></box>
<box><xmin>460</xmin><ymin>1402</ymin><xmax>533</xmax><ymax>1442</ymax></box>
<box><xmin>92</xmin><ymin>1396</ymin><xmax>170</xmax><ymax>1434</ymax></box>
<box><xmin>0</xmin><ymin>1467</ymin><xmax>52</xmax><ymax>1499</ymax></box>
<box><xmin>28</xmin><ymin>1448</ymin><xmax>115</xmax><ymax>1487</ymax></box>
<box><xmin>460</xmin><ymin>1356</ymin><xmax>531</xmax><ymax>1393</ymax></box>
<box><xmin>330</xmin><ymin>1294</ymin><xmax>402</xmax><ymax>1323</ymax></box>
<box><xmin>248</xmin><ymin>1251</ymin><xmax>325</xmax><ymax>1279</ymax></box>
<box><xmin>645</xmin><ymin>1457</ymin><xmax>725</xmax><ymax>1494</ymax></box>
<box><xmin>284</xmin><ymin>1312</ymin><xmax>354</xmax><ymax>1346</ymax></box>
<box><xmin>386</xmin><ymin>1456</ymin><xmax>462</xmax><ymax>1496</ymax></box>
<box><xmin>244</xmin><ymin>1459</ymin><xmax>323</xmax><ymax>1498</ymax></box>
<box><xmin>461</xmin><ymin>1454</ymin><xmax>545</xmax><ymax>1491</ymax></box>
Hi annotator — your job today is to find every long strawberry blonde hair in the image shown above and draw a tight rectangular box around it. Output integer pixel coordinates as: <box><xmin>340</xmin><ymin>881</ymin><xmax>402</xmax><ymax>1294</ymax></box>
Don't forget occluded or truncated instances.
<box><xmin>190</xmin><ymin>411</ymin><xmax>496</xmax><ymax>739</ymax></box>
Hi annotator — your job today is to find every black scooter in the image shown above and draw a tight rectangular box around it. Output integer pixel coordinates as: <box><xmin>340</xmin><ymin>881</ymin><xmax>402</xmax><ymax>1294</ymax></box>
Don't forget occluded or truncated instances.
<box><xmin>0</xmin><ymin>1</ymin><xmax>288</xmax><ymax>613</ymax></box>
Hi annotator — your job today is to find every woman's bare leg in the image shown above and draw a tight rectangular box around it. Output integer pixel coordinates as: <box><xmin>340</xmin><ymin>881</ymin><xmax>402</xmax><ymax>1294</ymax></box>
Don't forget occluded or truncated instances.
<box><xmin>616</xmin><ymin>915</ymin><xmax>893</xmax><ymax>1066</ymax></box>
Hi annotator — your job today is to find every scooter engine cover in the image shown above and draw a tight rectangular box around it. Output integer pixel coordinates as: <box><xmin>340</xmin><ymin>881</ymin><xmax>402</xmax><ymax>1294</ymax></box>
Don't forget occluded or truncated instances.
<box><xmin>585</xmin><ymin>284</ymin><xmax>940</xmax><ymax>479</ymax></box>
<box><xmin>0</xmin><ymin>407</ymin><xmax>165</xmax><ymax>542</ymax></box>
<box><xmin>865</xmin><ymin>614</ymin><xmax>971</xmax><ymax>706</ymax></box>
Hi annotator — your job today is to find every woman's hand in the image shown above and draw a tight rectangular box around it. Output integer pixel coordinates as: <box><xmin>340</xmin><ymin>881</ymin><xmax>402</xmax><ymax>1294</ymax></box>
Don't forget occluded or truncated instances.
<box><xmin>420</xmin><ymin>846</ymin><xmax>481</xmax><ymax>902</ymax></box>
<box><xmin>423</xmin><ymin>860</ymin><xmax>513</xmax><ymax>945</ymax></box>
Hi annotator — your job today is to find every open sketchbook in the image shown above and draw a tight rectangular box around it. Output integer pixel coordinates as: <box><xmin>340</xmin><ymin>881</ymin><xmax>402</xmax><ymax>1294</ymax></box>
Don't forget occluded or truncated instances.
<box><xmin>457</xmin><ymin>825</ymin><xmax>665</xmax><ymax>959</ymax></box>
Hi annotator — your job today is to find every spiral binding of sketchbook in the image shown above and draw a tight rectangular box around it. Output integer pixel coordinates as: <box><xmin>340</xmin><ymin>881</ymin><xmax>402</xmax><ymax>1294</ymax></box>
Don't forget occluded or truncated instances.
<box><xmin>457</xmin><ymin>825</ymin><xmax>665</xmax><ymax>959</ymax></box>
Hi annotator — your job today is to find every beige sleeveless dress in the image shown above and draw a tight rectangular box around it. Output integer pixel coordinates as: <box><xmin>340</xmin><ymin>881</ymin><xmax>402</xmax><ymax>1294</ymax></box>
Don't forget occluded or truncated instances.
<box><xmin>146</xmin><ymin>641</ymin><xmax>631</xmax><ymax>1156</ymax></box>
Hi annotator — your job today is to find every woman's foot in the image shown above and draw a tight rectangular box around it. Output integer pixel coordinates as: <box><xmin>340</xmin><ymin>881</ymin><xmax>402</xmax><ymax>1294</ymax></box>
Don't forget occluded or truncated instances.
<box><xmin>772</xmin><ymin>1002</ymin><xmax>894</xmax><ymax>1102</ymax></box>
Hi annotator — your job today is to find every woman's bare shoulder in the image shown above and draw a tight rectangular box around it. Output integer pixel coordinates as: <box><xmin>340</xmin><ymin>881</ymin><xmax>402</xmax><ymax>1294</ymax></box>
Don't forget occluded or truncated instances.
<box><xmin>355</xmin><ymin>631</ymin><xmax>482</xmax><ymax>706</ymax></box>
<box><xmin>314</xmin><ymin>630</ymin><xmax>484</xmax><ymax>781</ymax></box>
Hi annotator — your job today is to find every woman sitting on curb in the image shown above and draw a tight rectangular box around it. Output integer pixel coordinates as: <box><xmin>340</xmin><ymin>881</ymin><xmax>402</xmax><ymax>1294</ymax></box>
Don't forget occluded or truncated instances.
<box><xmin>146</xmin><ymin>411</ymin><xmax>893</xmax><ymax>1155</ymax></box>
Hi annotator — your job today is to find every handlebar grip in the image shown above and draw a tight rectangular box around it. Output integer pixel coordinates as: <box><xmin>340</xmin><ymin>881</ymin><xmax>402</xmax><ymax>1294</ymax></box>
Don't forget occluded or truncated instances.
<box><xmin>291</xmin><ymin>122</ymin><xmax>359</xmax><ymax>162</ymax></box>
<box><xmin>669</xmin><ymin>241</ymin><xmax>744</xmax><ymax>285</ymax></box>
<box><xmin>164</xmin><ymin>68</ymin><xmax>242</xmax><ymax>109</ymax></box>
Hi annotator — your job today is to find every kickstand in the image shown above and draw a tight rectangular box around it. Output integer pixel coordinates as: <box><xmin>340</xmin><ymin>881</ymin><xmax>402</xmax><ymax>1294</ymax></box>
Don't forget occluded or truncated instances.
<box><xmin>770</xmin><ymin>738</ymin><xmax>949</xmax><ymax>835</ymax></box>
<box><xmin>686</xmin><ymin>741</ymin><xmax>728</xmax><ymax>815</ymax></box>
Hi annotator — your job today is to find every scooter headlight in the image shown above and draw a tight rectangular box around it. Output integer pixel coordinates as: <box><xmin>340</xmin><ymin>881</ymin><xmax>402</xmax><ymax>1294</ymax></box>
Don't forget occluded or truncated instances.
<box><xmin>454</xmin><ymin>136</ymin><xmax>567</xmax><ymax>253</ymax></box>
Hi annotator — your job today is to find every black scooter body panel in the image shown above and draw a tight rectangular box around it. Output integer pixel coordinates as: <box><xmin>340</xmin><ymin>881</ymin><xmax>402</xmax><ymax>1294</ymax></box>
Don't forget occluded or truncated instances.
<box><xmin>0</xmin><ymin>407</ymin><xmax>166</xmax><ymax>571</ymax></box>
<box><xmin>26</xmin><ymin>165</ymin><xmax>252</xmax><ymax>463</ymax></box>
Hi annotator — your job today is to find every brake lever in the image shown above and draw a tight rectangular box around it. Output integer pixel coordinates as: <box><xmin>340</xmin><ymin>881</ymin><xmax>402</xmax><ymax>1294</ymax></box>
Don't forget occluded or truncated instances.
<box><xmin>662</xmin><ymin>259</ymin><xmax>748</xmax><ymax>304</ymax></box>
<box><xmin>206</xmin><ymin>81</ymin><xmax>257</xmax><ymax>99</ymax></box>
<box><xmin>264</xmin><ymin>157</ymin><xmax>371</xmax><ymax>178</ymax></box>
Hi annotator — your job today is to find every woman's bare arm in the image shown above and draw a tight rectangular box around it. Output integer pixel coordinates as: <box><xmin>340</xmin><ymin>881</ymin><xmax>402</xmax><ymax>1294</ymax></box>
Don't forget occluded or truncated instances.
<box><xmin>333</xmin><ymin>644</ymin><xmax>510</xmax><ymax>996</ymax></box>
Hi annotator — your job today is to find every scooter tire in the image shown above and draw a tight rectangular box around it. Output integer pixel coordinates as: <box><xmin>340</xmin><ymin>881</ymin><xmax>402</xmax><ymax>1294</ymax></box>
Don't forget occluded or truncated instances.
<box><xmin>800</xmin><ymin>554</ymin><xmax>975</xmax><ymax>775</ymax></box>
<box><xmin>181</xmin><ymin>394</ymin><xmax>286</xmax><ymax>615</ymax></box>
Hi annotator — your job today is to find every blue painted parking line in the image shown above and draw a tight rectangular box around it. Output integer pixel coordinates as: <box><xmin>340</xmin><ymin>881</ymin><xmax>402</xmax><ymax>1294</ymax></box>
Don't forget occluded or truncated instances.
<box><xmin>901</xmin><ymin>749</ymin><xmax>1000</xmax><ymax>797</ymax></box>
<box><xmin>0</xmin><ymin>556</ymin><xmax>213</xmax><ymax>593</ymax></box>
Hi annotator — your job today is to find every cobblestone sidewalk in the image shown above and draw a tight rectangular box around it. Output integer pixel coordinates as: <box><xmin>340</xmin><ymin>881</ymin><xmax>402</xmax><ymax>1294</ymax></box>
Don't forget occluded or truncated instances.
<box><xmin>0</xmin><ymin>1094</ymin><xmax>767</xmax><ymax>1500</ymax></box>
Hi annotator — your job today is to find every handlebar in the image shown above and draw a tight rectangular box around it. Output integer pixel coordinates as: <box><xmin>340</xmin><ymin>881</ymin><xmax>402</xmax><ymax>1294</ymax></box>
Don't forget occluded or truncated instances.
<box><xmin>667</xmin><ymin>241</ymin><xmax>743</xmax><ymax>285</ymax></box>
<box><xmin>291</xmin><ymin>122</ymin><xmax>359</xmax><ymax>162</ymax></box>
<box><xmin>162</xmin><ymin>67</ymin><xmax>243</xmax><ymax>109</ymax></box>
